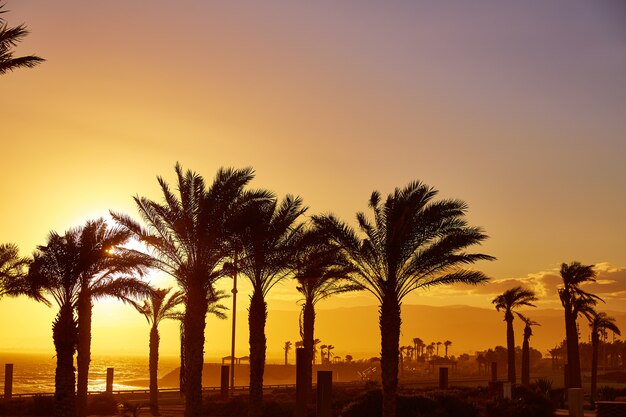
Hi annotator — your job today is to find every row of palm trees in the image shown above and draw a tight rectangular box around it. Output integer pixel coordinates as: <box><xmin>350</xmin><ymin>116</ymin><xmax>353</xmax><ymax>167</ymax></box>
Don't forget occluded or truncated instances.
<box><xmin>1</xmin><ymin>164</ymin><xmax>493</xmax><ymax>417</ymax></box>
<box><xmin>493</xmin><ymin>263</ymin><xmax>621</xmax><ymax>403</ymax></box>
<box><xmin>403</xmin><ymin>339</ymin><xmax>453</xmax><ymax>361</ymax></box>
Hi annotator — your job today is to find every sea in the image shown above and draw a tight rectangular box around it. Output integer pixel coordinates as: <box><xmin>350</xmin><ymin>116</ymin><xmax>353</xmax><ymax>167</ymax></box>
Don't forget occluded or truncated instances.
<box><xmin>0</xmin><ymin>352</ymin><xmax>180</xmax><ymax>394</ymax></box>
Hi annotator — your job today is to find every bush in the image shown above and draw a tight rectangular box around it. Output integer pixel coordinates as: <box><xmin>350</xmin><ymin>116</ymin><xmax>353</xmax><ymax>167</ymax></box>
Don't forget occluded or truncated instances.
<box><xmin>87</xmin><ymin>393</ymin><xmax>118</xmax><ymax>415</ymax></box>
<box><xmin>485</xmin><ymin>386</ymin><xmax>554</xmax><ymax>417</ymax></box>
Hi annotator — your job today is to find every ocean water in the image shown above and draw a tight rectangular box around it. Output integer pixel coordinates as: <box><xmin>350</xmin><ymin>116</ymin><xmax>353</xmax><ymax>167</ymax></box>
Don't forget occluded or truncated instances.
<box><xmin>0</xmin><ymin>352</ymin><xmax>180</xmax><ymax>394</ymax></box>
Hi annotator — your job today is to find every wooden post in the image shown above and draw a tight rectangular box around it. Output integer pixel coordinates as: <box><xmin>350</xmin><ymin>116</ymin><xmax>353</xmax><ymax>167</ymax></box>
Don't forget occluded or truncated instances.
<box><xmin>295</xmin><ymin>348</ymin><xmax>307</xmax><ymax>417</ymax></box>
<box><xmin>220</xmin><ymin>365</ymin><xmax>229</xmax><ymax>399</ymax></box>
<box><xmin>503</xmin><ymin>382</ymin><xmax>512</xmax><ymax>399</ymax></box>
<box><xmin>4</xmin><ymin>364</ymin><xmax>13</xmax><ymax>400</ymax></box>
<box><xmin>491</xmin><ymin>362</ymin><xmax>497</xmax><ymax>382</ymax></box>
<box><xmin>317</xmin><ymin>371</ymin><xmax>332</xmax><ymax>417</ymax></box>
<box><xmin>568</xmin><ymin>388</ymin><xmax>583</xmax><ymax>417</ymax></box>
<box><xmin>439</xmin><ymin>367</ymin><xmax>448</xmax><ymax>389</ymax></box>
<box><xmin>106</xmin><ymin>368</ymin><xmax>114</xmax><ymax>394</ymax></box>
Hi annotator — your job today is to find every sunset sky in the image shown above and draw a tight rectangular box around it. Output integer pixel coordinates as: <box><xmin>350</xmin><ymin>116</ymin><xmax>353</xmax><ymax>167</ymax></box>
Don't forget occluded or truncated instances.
<box><xmin>1</xmin><ymin>1</ymin><xmax>625</xmax><ymax>360</ymax></box>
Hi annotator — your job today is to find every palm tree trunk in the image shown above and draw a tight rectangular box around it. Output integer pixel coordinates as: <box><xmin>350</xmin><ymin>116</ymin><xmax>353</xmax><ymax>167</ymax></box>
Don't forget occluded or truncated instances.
<box><xmin>302</xmin><ymin>301</ymin><xmax>315</xmax><ymax>401</ymax></box>
<box><xmin>149</xmin><ymin>325</ymin><xmax>160</xmax><ymax>415</ymax></box>
<box><xmin>565</xmin><ymin>309</ymin><xmax>582</xmax><ymax>388</ymax></box>
<box><xmin>184</xmin><ymin>287</ymin><xmax>208</xmax><ymax>417</ymax></box>
<box><xmin>379</xmin><ymin>294</ymin><xmax>401</xmax><ymax>417</ymax></box>
<box><xmin>248</xmin><ymin>289</ymin><xmax>267</xmax><ymax>417</ymax></box>
<box><xmin>53</xmin><ymin>305</ymin><xmax>77</xmax><ymax>417</ymax></box>
<box><xmin>179</xmin><ymin>321</ymin><xmax>186</xmax><ymax>395</ymax></box>
<box><xmin>521</xmin><ymin>334</ymin><xmax>530</xmax><ymax>386</ymax></box>
<box><xmin>591</xmin><ymin>332</ymin><xmax>599</xmax><ymax>403</ymax></box>
<box><xmin>76</xmin><ymin>295</ymin><xmax>92</xmax><ymax>417</ymax></box>
<box><xmin>506</xmin><ymin>316</ymin><xmax>516</xmax><ymax>384</ymax></box>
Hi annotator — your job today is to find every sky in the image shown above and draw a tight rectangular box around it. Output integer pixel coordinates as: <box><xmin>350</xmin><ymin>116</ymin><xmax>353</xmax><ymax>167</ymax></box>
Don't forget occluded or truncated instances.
<box><xmin>0</xmin><ymin>1</ymin><xmax>625</xmax><ymax>359</ymax></box>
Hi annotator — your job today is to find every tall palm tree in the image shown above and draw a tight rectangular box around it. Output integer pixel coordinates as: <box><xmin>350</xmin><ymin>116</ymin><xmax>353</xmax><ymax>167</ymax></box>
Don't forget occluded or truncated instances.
<box><xmin>131</xmin><ymin>288</ymin><xmax>183</xmax><ymax>415</ymax></box>
<box><xmin>0</xmin><ymin>243</ymin><xmax>31</xmax><ymax>297</ymax></box>
<box><xmin>558</xmin><ymin>262</ymin><xmax>601</xmax><ymax>388</ymax></box>
<box><xmin>492</xmin><ymin>286</ymin><xmax>537</xmax><ymax>384</ymax></box>
<box><xmin>233</xmin><ymin>194</ymin><xmax>306</xmax><ymax>417</ymax></box>
<box><xmin>413</xmin><ymin>338</ymin><xmax>424</xmax><ymax>360</ymax></box>
<box><xmin>293</xmin><ymin>227</ymin><xmax>359</xmax><ymax>401</ymax></box>
<box><xmin>444</xmin><ymin>340</ymin><xmax>452</xmax><ymax>358</ymax></box>
<box><xmin>426</xmin><ymin>344</ymin><xmax>435</xmax><ymax>360</ymax></box>
<box><xmin>326</xmin><ymin>345</ymin><xmax>334</xmax><ymax>363</ymax></box>
<box><xmin>320</xmin><ymin>345</ymin><xmax>327</xmax><ymax>364</ymax></box>
<box><xmin>112</xmin><ymin>164</ymin><xmax>265</xmax><ymax>417</ymax></box>
<box><xmin>313</xmin><ymin>180</ymin><xmax>493</xmax><ymax>417</ymax></box>
<box><xmin>27</xmin><ymin>234</ymin><xmax>80</xmax><ymax>417</ymax></box>
<box><xmin>516</xmin><ymin>314</ymin><xmax>539</xmax><ymax>386</ymax></box>
<box><xmin>284</xmin><ymin>341</ymin><xmax>292</xmax><ymax>365</ymax></box>
<box><xmin>0</xmin><ymin>4</ymin><xmax>44</xmax><ymax>75</ymax></box>
<box><xmin>436</xmin><ymin>341</ymin><xmax>442</xmax><ymax>357</ymax></box>
<box><xmin>589</xmin><ymin>312</ymin><xmax>620</xmax><ymax>403</ymax></box>
<box><xmin>71</xmin><ymin>219</ymin><xmax>153</xmax><ymax>417</ymax></box>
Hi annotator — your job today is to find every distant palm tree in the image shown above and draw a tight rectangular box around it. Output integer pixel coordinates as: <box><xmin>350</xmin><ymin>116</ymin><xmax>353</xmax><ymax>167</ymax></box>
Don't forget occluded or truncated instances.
<box><xmin>320</xmin><ymin>344</ymin><xmax>327</xmax><ymax>364</ymax></box>
<box><xmin>558</xmin><ymin>262</ymin><xmax>601</xmax><ymax>388</ymax></box>
<box><xmin>233</xmin><ymin>194</ymin><xmax>306</xmax><ymax>417</ymax></box>
<box><xmin>444</xmin><ymin>340</ymin><xmax>452</xmax><ymax>358</ymax></box>
<box><xmin>0</xmin><ymin>4</ymin><xmax>44</xmax><ymax>75</ymax></box>
<box><xmin>493</xmin><ymin>286</ymin><xmax>537</xmax><ymax>384</ymax></box>
<box><xmin>131</xmin><ymin>288</ymin><xmax>183</xmax><ymax>415</ymax></box>
<box><xmin>436</xmin><ymin>341</ymin><xmax>442</xmax><ymax>357</ymax></box>
<box><xmin>426</xmin><ymin>343</ymin><xmax>435</xmax><ymax>359</ymax></box>
<box><xmin>313</xmin><ymin>181</ymin><xmax>493</xmax><ymax>417</ymax></box>
<box><xmin>0</xmin><ymin>243</ymin><xmax>31</xmax><ymax>297</ymax></box>
<box><xmin>27</xmin><ymin>234</ymin><xmax>80</xmax><ymax>417</ymax></box>
<box><xmin>70</xmin><ymin>219</ymin><xmax>153</xmax><ymax>417</ymax></box>
<box><xmin>113</xmin><ymin>164</ymin><xmax>265</xmax><ymax>417</ymax></box>
<box><xmin>589</xmin><ymin>312</ymin><xmax>620</xmax><ymax>403</ymax></box>
<box><xmin>413</xmin><ymin>338</ymin><xmax>424</xmax><ymax>360</ymax></box>
<box><xmin>312</xmin><ymin>338</ymin><xmax>321</xmax><ymax>364</ymax></box>
<box><xmin>293</xmin><ymin>226</ymin><xmax>359</xmax><ymax>400</ymax></box>
<box><xmin>326</xmin><ymin>345</ymin><xmax>334</xmax><ymax>363</ymax></box>
<box><xmin>284</xmin><ymin>341</ymin><xmax>292</xmax><ymax>365</ymax></box>
<box><xmin>516</xmin><ymin>314</ymin><xmax>539</xmax><ymax>386</ymax></box>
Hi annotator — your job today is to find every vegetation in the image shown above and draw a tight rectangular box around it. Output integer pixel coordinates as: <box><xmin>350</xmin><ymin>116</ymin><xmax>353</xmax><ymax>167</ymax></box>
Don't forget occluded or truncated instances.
<box><xmin>314</xmin><ymin>181</ymin><xmax>494</xmax><ymax>417</ymax></box>
<box><xmin>588</xmin><ymin>311</ymin><xmax>621</xmax><ymax>403</ymax></box>
<box><xmin>517</xmin><ymin>315</ymin><xmax>539</xmax><ymax>386</ymax></box>
<box><xmin>492</xmin><ymin>287</ymin><xmax>537</xmax><ymax>384</ymax></box>
<box><xmin>0</xmin><ymin>3</ymin><xmax>44</xmax><ymax>75</ymax></box>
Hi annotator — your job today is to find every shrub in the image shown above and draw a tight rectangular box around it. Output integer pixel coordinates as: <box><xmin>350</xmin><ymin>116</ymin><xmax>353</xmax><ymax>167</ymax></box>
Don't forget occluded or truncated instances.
<box><xmin>87</xmin><ymin>393</ymin><xmax>118</xmax><ymax>415</ymax></box>
<box><xmin>485</xmin><ymin>386</ymin><xmax>554</xmax><ymax>417</ymax></box>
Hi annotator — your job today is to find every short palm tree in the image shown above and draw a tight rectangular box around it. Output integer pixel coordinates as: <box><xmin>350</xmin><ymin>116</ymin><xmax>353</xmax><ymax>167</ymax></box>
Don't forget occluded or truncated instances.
<box><xmin>313</xmin><ymin>180</ymin><xmax>493</xmax><ymax>417</ymax></box>
<box><xmin>27</xmin><ymin>234</ymin><xmax>80</xmax><ymax>417</ymax></box>
<box><xmin>70</xmin><ymin>219</ymin><xmax>153</xmax><ymax>417</ymax></box>
<box><xmin>516</xmin><ymin>314</ymin><xmax>539</xmax><ymax>386</ymax></box>
<box><xmin>444</xmin><ymin>340</ymin><xmax>452</xmax><ymax>358</ymax></box>
<box><xmin>131</xmin><ymin>288</ymin><xmax>183</xmax><ymax>415</ymax></box>
<box><xmin>492</xmin><ymin>286</ymin><xmax>537</xmax><ymax>384</ymax></box>
<box><xmin>0</xmin><ymin>4</ymin><xmax>44</xmax><ymax>75</ymax></box>
<box><xmin>112</xmin><ymin>164</ymin><xmax>265</xmax><ymax>417</ymax></box>
<box><xmin>293</xmin><ymin>227</ymin><xmax>359</xmax><ymax>401</ymax></box>
<box><xmin>558</xmin><ymin>262</ymin><xmax>602</xmax><ymax>388</ymax></box>
<box><xmin>283</xmin><ymin>341</ymin><xmax>292</xmax><ymax>365</ymax></box>
<box><xmin>589</xmin><ymin>312</ymin><xmax>620</xmax><ymax>403</ymax></box>
<box><xmin>233</xmin><ymin>194</ymin><xmax>306</xmax><ymax>417</ymax></box>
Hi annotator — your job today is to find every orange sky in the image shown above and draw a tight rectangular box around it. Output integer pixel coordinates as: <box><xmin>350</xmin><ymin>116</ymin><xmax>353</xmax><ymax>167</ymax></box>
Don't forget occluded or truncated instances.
<box><xmin>1</xmin><ymin>1</ymin><xmax>625</xmax><ymax>360</ymax></box>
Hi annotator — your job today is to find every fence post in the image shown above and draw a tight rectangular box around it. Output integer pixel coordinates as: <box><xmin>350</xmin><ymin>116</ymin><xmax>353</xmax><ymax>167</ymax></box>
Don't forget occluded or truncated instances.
<box><xmin>317</xmin><ymin>371</ymin><xmax>332</xmax><ymax>417</ymax></box>
<box><xmin>295</xmin><ymin>348</ymin><xmax>307</xmax><ymax>417</ymax></box>
<box><xmin>220</xmin><ymin>365</ymin><xmax>229</xmax><ymax>400</ymax></box>
<box><xmin>106</xmin><ymin>368</ymin><xmax>114</xmax><ymax>394</ymax></box>
<box><xmin>4</xmin><ymin>364</ymin><xmax>13</xmax><ymax>400</ymax></box>
<box><xmin>491</xmin><ymin>362</ymin><xmax>497</xmax><ymax>382</ymax></box>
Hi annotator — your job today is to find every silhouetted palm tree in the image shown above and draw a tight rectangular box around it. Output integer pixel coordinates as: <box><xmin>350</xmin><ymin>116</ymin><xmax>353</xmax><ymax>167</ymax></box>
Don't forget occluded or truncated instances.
<box><xmin>27</xmin><ymin>234</ymin><xmax>80</xmax><ymax>417</ymax></box>
<box><xmin>0</xmin><ymin>243</ymin><xmax>32</xmax><ymax>298</ymax></box>
<box><xmin>0</xmin><ymin>4</ymin><xmax>44</xmax><ymax>75</ymax></box>
<box><xmin>112</xmin><ymin>164</ymin><xmax>264</xmax><ymax>417</ymax></box>
<box><xmin>436</xmin><ymin>341</ymin><xmax>442</xmax><ymax>357</ymax></box>
<box><xmin>313</xmin><ymin>181</ymin><xmax>493</xmax><ymax>417</ymax></box>
<box><xmin>444</xmin><ymin>340</ymin><xmax>452</xmax><ymax>358</ymax></box>
<box><xmin>326</xmin><ymin>345</ymin><xmax>334</xmax><ymax>363</ymax></box>
<box><xmin>492</xmin><ymin>286</ymin><xmax>537</xmax><ymax>384</ymax></box>
<box><xmin>413</xmin><ymin>338</ymin><xmax>424</xmax><ymax>360</ymax></box>
<box><xmin>293</xmin><ymin>227</ymin><xmax>359</xmax><ymax>400</ymax></box>
<box><xmin>426</xmin><ymin>343</ymin><xmax>435</xmax><ymax>359</ymax></box>
<box><xmin>589</xmin><ymin>312</ymin><xmax>620</xmax><ymax>403</ymax></box>
<box><xmin>284</xmin><ymin>341</ymin><xmax>292</xmax><ymax>365</ymax></box>
<box><xmin>320</xmin><ymin>344</ymin><xmax>327</xmax><ymax>364</ymax></box>
<box><xmin>559</xmin><ymin>262</ymin><xmax>601</xmax><ymax>388</ymax></box>
<box><xmin>516</xmin><ymin>314</ymin><xmax>539</xmax><ymax>386</ymax></box>
<box><xmin>131</xmin><ymin>288</ymin><xmax>183</xmax><ymax>415</ymax></box>
<box><xmin>230</xmin><ymin>193</ymin><xmax>306</xmax><ymax>417</ymax></box>
<box><xmin>66</xmin><ymin>219</ymin><xmax>153</xmax><ymax>417</ymax></box>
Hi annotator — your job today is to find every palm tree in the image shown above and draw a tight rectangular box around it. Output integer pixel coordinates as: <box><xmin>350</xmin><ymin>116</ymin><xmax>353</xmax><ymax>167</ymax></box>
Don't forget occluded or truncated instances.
<box><xmin>558</xmin><ymin>262</ymin><xmax>601</xmax><ymax>388</ymax></box>
<box><xmin>131</xmin><ymin>288</ymin><xmax>183</xmax><ymax>415</ymax></box>
<box><xmin>27</xmin><ymin>234</ymin><xmax>80</xmax><ymax>417</ymax></box>
<box><xmin>313</xmin><ymin>181</ymin><xmax>493</xmax><ymax>417</ymax></box>
<box><xmin>426</xmin><ymin>343</ymin><xmax>435</xmax><ymax>360</ymax></box>
<box><xmin>413</xmin><ymin>338</ymin><xmax>424</xmax><ymax>360</ymax></box>
<box><xmin>326</xmin><ymin>345</ymin><xmax>334</xmax><ymax>363</ymax></box>
<box><xmin>112</xmin><ymin>164</ymin><xmax>264</xmax><ymax>417</ymax></box>
<box><xmin>70</xmin><ymin>219</ymin><xmax>153</xmax><ymax>417</ymax></box>
<box><xmin>284</xmin><ymin>341</ymin><xmax>292</xmax><ymax>365</ymax></box>
<box><xmin>0</xmin><ymin>3</ymin><xmax>44</xmax><ymax>75</ymax></box>
<box><xmin>233</xmin><ymin>194</ymin><xmax>306</xmax><ymax>417</ymax></box>
<box><xmin>436</xmin><ymin>341</ymin><xmax>442</xmax><ymax>357</ymax></box>
<box><xmin>0</xmin><ymin>243</ymin><xmax>31</xmax><ymax>297</ymax></box>
<box><xmin>492</xmin><ymin>286</ymin><xmax>537</xmax><ymax>384</ymax></box>
<box><xmin>320</xmin><ymin>345</ymin><xmax>327</xmax><ymax>364</ymax></box>
<box><xmin>589</xmin><ymin>312</ymin><xmax>620</xmax><ymax>403</ymax></box>
<box><xmin>293</xmin><ymin>227</ymin><xmax>359</xmax><ymax>400</ymax></box>
<box><xmin>444</xmin><ymin>340</ymin><xmax>452</xmax><ymax>358</ymax></box>
<box><xmin>312</xmin><ymin>339</ymin><xmax>321</xmax><ymax>364</ymax></box>
<box><xmin>516</xmin><ymin>314</ymin><xmax>539</xmax><ymax>386</ymax></box>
